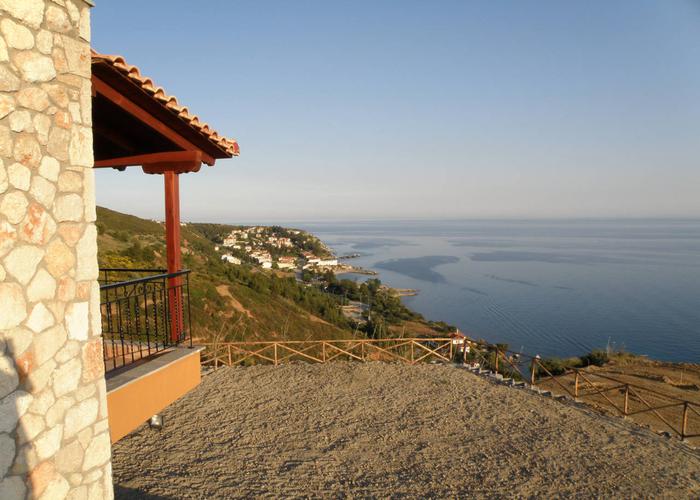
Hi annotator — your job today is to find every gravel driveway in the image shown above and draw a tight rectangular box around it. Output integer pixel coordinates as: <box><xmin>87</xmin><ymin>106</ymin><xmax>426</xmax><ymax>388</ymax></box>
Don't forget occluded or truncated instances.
<box><xmin>112</xmin><ymin>362</ymin><xmax>700</xmax><ymax>498</ymax></box>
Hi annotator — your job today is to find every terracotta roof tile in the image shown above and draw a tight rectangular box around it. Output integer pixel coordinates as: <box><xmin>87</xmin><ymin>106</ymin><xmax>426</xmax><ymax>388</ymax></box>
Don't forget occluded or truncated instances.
<box><xmin>92</xmin><ymin>51</ymin><xmax>240</xmax><ymax>157</ymax></box>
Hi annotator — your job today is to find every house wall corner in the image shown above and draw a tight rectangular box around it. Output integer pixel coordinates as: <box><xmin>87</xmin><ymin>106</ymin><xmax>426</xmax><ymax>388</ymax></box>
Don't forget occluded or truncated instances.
<box><xmin>0</xmin><ymin>0</ymin><xmax>113</xmax><ymax>498</ymax></box>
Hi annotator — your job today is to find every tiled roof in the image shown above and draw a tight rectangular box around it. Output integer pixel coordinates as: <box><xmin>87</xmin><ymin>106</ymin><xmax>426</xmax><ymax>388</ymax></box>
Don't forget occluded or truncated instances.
<box><xmin>92</xmin><ymin>51</ymin><xmax>239</xmax><ymax>157</ymax></box>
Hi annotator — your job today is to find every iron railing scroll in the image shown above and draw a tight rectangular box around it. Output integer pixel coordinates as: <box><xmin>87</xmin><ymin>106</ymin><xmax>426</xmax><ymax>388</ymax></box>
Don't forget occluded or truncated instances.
<box><xmin>99</xmin><ymin>268</ymin><xmax>193</xmax><ymax>373</ymax></box>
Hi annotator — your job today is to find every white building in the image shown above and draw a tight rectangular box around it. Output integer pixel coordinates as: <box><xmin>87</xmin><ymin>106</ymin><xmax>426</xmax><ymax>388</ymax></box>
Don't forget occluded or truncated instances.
<box><xmin>221</xmin><ymin>254</ymin><xmax>241</xmax><ymax>265</ymax></box>
<box><xmin>252</xmin><ymin>252</ymin><xmax>273</xmax><ymax>269</ymax></box>
<box><xmin>302</xmin><ymin>256</ymin><xmax>338</xmax><ymax>269</ymax></box>
<box><xmin>318</xmin><ymin>258</ymin><xmax>338</xmax><ymax>267</ymax></box>
<box><xmin>277</xmin><ymin>256</ymin><xmax>297</xmax><ymax>270</ymax></box>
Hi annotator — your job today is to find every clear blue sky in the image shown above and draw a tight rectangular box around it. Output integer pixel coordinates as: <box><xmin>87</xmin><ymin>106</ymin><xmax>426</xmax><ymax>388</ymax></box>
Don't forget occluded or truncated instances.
<box><xmin>92</xmin><ymin>0</ymin><xmax>700</xmax><ymax>222</ymax></box>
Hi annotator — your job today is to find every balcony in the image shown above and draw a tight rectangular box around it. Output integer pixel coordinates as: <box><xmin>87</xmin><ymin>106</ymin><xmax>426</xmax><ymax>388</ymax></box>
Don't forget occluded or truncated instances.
<box><xmin>99</xmin><ymin>268</ymin><xmax>193</xmax><ymax>372</ymax></box>
<box><xmin>99</xmin><ymin>268</ymin><xmax>202</xmax><ymax>442</ymax></box>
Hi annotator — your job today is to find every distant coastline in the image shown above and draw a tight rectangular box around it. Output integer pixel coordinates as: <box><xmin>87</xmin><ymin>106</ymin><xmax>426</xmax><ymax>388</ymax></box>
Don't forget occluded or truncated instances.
<box><xmin>301</xmin><ymin>218</ymin><xmax>700</xmax><ymax>363</ymax></box>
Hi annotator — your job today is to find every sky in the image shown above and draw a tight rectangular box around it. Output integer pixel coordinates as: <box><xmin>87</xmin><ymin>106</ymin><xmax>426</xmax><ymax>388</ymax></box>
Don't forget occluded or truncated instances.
<box><xmin>92</xmin><ymin>1</ymin><xmax>700</xmax><ymax>222</ymax></box>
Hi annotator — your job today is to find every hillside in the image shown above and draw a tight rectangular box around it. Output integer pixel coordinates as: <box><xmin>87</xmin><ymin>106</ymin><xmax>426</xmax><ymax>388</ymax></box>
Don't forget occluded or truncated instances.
<box><xmin>96</xmin><ymin>207</ymin><xmax>353</xmax><ymax>342</ymax></box>
<box><xmin>96</xmin><ymin>207</ymin><xmax>447</xmax><ymax>342</ymax></box>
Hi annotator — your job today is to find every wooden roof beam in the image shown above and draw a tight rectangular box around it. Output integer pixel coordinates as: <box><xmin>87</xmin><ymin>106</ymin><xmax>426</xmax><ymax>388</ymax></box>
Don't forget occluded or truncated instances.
<box><xmin>94</xmin><ymin>151</ymin><xmax>204</xmax><ymax>174</ymax></box>
<box><xmin>93</xmin><ymin>120</ymin><xmax>138</xmax><ymax>155</ymax></box>
<box><xmin>92</xmin><ymin>75</ymin><xmax>216</xmax><ymax>166</ymax></box>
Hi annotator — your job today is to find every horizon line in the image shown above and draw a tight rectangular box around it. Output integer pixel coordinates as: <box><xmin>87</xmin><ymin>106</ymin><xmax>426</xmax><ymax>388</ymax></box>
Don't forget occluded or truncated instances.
<box><xmin>182</xmin><ymin>215</ymin><xmax>700</xmax><ymax>225</ymax></box>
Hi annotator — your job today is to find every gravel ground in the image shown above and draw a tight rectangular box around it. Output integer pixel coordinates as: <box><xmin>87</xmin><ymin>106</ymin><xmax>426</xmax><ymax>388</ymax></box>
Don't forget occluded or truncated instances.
<box><xmin>112</xmin><ymin>362</ymin><xmax>700</xmax><ymax>498</ymax></box>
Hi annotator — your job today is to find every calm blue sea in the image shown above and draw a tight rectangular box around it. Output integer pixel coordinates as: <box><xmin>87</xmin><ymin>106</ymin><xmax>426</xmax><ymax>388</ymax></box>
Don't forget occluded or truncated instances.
<box><xmin>295</xmin><ymin>219</ymin><xmax>700</xmax><ymax>362</ymax></box>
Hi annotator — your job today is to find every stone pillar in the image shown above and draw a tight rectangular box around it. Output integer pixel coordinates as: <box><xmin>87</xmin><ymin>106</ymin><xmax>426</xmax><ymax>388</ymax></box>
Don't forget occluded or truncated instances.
<box><xmin>0</xmin><ymin>1</ymin><xmax>113</xmax><ymax>499</ymax></box>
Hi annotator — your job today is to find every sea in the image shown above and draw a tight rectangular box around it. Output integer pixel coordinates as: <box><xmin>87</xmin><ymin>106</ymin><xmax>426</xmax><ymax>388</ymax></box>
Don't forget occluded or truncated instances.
<box><xmin>294</xmin><ymin>219</ymin><xmax>700</xmax><ymax>363</ymax></box>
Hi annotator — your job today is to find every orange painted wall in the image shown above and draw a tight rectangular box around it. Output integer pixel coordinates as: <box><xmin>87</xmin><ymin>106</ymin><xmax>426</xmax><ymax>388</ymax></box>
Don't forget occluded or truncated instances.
<box><xmin>107</xmin><ymin>351</ymin><xmax>201</xmax><ymax>443</ymax></box>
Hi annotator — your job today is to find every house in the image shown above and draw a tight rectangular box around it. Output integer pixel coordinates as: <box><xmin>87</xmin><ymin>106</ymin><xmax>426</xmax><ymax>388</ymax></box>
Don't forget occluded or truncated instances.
<box><xmin>222</xmin><ymin>254</ymin><xmax>242</xmax><ymax>265</ymax></box>
<box><xmin>318</xmin><ymin>258</ymin><xmax>339</xmax><ymax>267</ymax></box>
<box><xmin>302</xmin><ymin>255</ymin><xmax>320</xmax><ymax>269</ymax></box>
<box><xmin>302</xmin><ymin>254</ymin><xmax>338</xmax><ymax>269</ymax></box>
<box><xmin>251</xmin><ymin>252</ymin><xmax>273</xmax><ymax>268</ymax></box>
<box><xmin>277</xmin><ymin>256</ymin><xmax>297</xmax><ymax>270</ymax></box>
<box><xmin>303</xmin><ymin>252</ymin><xmax>320</xmax><ymax>263</ymax></box>
<box><xmin>0</xmin><ymin>2</ymin><xmax>239</xmax><ymax>496</ymax></box>
<box><xmin>222</xmin><ymin>236</ymin><xmax>237</xmax><ymax>247</ymax></box>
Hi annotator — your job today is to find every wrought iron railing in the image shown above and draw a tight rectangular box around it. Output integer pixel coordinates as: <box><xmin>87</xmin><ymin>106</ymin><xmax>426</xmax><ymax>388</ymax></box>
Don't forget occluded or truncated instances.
<box><xmin>99</xmin><ymin>268</ymin><xmax>192</xmax><ymax>373</ymax></box>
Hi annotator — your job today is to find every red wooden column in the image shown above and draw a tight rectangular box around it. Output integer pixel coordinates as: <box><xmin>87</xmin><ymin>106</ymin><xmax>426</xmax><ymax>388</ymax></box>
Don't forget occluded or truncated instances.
<box><xmin>164</xmin><ymin>170</ymin><xmax>184</xmax><ymax>342</ymax></box>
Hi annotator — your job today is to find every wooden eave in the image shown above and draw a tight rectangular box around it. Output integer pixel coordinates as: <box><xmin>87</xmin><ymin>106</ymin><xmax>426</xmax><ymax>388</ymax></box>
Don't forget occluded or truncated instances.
<box><xmin>92</xmin><ymin>61</ymin><xmax>232</xmax><ymax>171</ymax></box>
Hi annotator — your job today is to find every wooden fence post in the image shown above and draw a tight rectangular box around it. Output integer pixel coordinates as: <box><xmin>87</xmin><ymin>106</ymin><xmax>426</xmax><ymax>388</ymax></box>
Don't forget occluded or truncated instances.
<box><xmin>410</xmin><ymin>341</ymin><xmax>414</xmax><ymax>364</ymax></box>
<box><xmin>574</xmin><ymin>371</ymin><xmax>579</xmax><ymax>399</ymax></box>
<box><xmin>682</xmin><ymin>402</ymin><xmax>689</xmax><ymax>441</ymax></box>
<box><xmin>227</xmin><ymin>344</ymin><xmax>232</xmax><ymax>366</ymax></box>
<box><xmin>530</xmin><ymin>357</ymin><xmax>538</xmax><ymax>385</ymax></box>
<box><xmin>623</xmin><ymin>385</ymin><xmax>629</xmax><ymax>416</ymax></box>
<box><xmin>274</xmin><ymin>343</ymin><xmax>278</xmax><ymax>366</ymax></box>
<box><xmin>322</xmin><ymin>342</ymin><xmax>326</xmax><ymax>363</ymax></box>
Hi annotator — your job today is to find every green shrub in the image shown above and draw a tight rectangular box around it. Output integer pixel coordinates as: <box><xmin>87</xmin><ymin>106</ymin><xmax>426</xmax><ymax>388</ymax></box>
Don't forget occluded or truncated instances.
<box><xmin>580</xmin><ymin>349</ymin><xmax>609</xmax><ymax>367</ymax></box>
<box><xmin>538</xmin><ymin>356</ymin><xmax>582</xmax><ymax>376</ymax></box>
<box><xmin>427</xmin><ymin>320</ymin><xmax>456</xmax><ymax>333</ymax></box>
<box><xmin>111</xmin><ymin>230</ymin><xmax>129</xmax><ymax>242</ymax></box>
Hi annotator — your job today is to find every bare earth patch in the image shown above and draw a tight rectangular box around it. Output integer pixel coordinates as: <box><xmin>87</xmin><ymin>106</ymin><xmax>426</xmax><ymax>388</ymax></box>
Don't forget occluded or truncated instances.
<box><xmin>306</xmin><ymin>312</ymin><xmax>332</xmax><ymax>325</ymax></box>
<box><xmin>112</xmin><ymin>363</ymin><xmax>700</xmax><ymax>498</ymax></box>
<box><xmin>215</xmin><ymin>285</ymin><xmax>254</xmax><ymax>319</ymax></box>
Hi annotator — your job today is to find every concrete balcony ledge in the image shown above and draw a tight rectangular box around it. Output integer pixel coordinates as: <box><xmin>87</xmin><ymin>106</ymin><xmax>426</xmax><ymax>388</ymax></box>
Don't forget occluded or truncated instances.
<box><xmin>106</xmin><ymin>346</ymin><xmax>204</xmax><ymax>443</ymax></box>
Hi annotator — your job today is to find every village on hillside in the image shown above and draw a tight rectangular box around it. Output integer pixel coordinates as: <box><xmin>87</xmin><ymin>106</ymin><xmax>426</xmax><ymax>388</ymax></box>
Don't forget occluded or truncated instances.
<box><xmin>215</xmin><ymin>226</ymin><xmax>341</xmax><ymax>272</ymax></box>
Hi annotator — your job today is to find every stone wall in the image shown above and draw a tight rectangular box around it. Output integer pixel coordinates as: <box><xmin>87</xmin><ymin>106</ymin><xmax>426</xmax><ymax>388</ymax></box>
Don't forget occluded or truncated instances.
<box><xmin>0</xmin><ymin>0</ymin><xmax>113</xmax><ymax>499</ymax></box>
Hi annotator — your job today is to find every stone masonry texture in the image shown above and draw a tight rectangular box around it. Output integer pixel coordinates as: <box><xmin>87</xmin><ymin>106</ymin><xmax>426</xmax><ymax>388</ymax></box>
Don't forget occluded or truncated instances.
<box><xmin>0</xmin><ymin>1</ymin><xmax>114</xmax><ymax>498</ymax></box>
